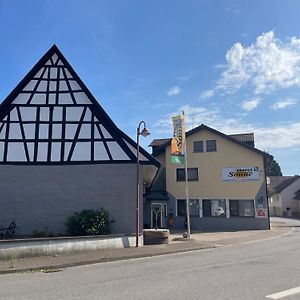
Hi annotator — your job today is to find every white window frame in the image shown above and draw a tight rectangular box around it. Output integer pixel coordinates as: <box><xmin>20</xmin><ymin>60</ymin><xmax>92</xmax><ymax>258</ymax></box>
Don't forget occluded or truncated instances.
<box><xmin>150</xmin><ymin>203</ymin><xmax>163</xmax><ymax>228</ymax></box>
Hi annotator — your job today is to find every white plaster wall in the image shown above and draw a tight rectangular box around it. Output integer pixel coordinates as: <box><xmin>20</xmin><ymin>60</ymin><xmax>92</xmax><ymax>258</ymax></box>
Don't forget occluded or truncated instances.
<box><xmin>280</xmin><ymin>178</ymin><xmax>300</xmax><ymax>215</ymax></box>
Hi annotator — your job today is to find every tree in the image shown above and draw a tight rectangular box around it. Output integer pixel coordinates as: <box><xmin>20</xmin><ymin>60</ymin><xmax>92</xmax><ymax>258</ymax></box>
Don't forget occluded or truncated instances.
<box><xmin>267</xmin><ymin>157</ymin><xmax>283</xmax><ymax>176</ymax></box>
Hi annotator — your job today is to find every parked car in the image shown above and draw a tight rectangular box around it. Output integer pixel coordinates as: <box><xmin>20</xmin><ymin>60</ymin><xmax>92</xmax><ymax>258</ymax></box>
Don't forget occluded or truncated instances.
<box><xmin>214</xmin><ymin>207</ymin><xmax>225</xmax><ymax>216</ymax></box>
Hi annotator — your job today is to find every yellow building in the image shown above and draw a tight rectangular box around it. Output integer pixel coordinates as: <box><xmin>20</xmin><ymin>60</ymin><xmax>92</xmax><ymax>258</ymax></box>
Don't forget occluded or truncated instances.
<box><xmin>144</xmin><ymin>124</ymin><xmax>272</xmax><ymax>231</ymax></box>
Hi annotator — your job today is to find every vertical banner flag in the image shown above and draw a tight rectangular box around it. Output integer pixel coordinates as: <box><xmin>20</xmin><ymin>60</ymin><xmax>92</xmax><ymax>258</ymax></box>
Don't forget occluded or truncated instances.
<box><xmin>171</xmin><ymin>113</ymin><xmax>185</xmax><ymax>164</ymax></box>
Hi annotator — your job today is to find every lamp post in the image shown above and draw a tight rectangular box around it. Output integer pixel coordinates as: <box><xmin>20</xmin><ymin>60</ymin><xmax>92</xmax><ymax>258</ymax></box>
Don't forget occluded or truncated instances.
<box><xmin>136</xmin><ymin>121</ymin><xmax>150</xmax><ymax>247</ymax></box>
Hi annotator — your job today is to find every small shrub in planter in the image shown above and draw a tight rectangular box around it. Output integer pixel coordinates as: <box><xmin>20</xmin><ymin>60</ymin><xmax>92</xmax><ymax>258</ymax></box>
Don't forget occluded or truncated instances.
<box><xmin>65</xmin><ymin>209</ymin><xmax>111</xmax><ymax>236</ymax></box>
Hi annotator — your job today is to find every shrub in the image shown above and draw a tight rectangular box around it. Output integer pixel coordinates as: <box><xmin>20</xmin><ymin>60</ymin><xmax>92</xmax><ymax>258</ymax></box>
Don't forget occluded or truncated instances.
<box><xmin>65</xmin><ymin>209</ymin><xmax>111</xmax><ymax>236</ymax></box>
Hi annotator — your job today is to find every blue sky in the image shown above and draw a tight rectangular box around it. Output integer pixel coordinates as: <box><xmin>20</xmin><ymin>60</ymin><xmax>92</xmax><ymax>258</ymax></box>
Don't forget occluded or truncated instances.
<box><xmin>0</xmin><ymin>0</ymin><xmax>299</xmax><ymax>175</ymax></box>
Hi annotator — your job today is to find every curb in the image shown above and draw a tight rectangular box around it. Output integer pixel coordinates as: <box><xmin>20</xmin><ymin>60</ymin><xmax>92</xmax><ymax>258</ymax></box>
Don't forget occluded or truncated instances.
<box><xmin>0</xmin><ymin>244</ymin><xmax>215</xmax><ymax>275</ymax></box>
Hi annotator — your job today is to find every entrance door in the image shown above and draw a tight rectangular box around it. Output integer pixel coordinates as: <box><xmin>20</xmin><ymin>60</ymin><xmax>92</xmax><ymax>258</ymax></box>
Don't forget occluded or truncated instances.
<box><xmin>151</xmin><ymin>203</ymin><xmax>163</xmax><ymax>229</ymax></box>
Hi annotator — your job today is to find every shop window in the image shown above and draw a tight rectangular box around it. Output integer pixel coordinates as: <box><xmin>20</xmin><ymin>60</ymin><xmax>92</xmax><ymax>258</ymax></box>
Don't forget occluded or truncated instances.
<box><xmin>202</xmin><ymin>199</ymin><xmax>226</xmax><ymax>217</ymax></box>
<box><xmin>193</xmin><ymin>141</ymin><xmax>204</xmax><ymax>153</ymax></box>
<box><xmin>206</xmin><ymin>140</ymin><xmax>217</xmax><ymax>152</ymax></box>
<box><xmin>189</xmin><ymin>199</ymin><xmax>200</xmax><ymax>216</ymax></box>
<box><xmin>229</xmin><ymin>199</ymin><xmax>255</xmax><ymax>217</ymax></box>
<box><xmin>176</xmin><ymin>168</ymin><xmax>198</xmax><ymax>181</ymax></box>
<box><xmin>177</xmin><ymin>199</ymin><xmax>186</xmax><ymax>216</ymax></box>
<box><xmin>202</xmin><ymin>200</ymin><xmax>211</xmax><ymax>217</ymax></box>
<box><xmin>177</xmin><ymin>199</ymin><xmax>200</xmax><ymax>217</ymax></box>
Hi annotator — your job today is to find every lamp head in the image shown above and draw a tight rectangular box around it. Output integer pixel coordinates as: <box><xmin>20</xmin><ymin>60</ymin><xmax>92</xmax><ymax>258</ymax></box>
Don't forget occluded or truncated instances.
<box><xmin>141</xmin><ymin>127</ymin><xmax>150</xmax><ymax>137</ymax></box>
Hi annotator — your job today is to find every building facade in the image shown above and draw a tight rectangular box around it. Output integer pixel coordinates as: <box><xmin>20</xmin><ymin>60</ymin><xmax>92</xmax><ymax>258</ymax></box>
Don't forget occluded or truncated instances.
<box><xmin>0</xmin><ymin>45</ymin><xmax>159</xmax><ymax>236</ymax></box>
<box><xmin>145</xmin><ymin>125</ymin><xmax>271</xmax><ymax>231</ymax></box>
<box><xmin>268</xmin><ymin>176</ymin><xmax>300</xmax><ymax>217</ymax></box>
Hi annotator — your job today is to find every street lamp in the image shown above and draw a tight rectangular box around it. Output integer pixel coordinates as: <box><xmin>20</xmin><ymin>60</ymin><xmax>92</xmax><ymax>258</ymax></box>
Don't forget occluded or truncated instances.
<box><xmin>136</xmin><ymin>121</ymin><xmax>150</xmax><ymax>247</ymax></box>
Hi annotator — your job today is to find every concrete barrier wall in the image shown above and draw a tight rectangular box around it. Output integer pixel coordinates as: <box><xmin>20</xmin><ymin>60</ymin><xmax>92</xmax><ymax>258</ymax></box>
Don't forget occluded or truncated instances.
<box><xmin>0</xmin><ymin>234</ymin><xmax>143</xmax><ymax>260</ymax></box>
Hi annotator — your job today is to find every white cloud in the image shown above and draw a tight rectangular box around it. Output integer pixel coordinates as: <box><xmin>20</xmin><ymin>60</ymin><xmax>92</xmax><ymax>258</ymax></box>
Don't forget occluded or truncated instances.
<box><xmin>179</xmin><ymin>104</ymin><xmax>219</xmax><ymax>128</ymax></box>
<box><xmin>152</xmin><ymin>104</ymin><xmax>300</xmax><ymax>151</ymax></box>
<box><xmin>270</xmin><ymin>98</ymin><xmax>297</xmax><ymax>110</ymax></box>
<box><xmin>213</xmin><ymin>64</ymin><xmax>227</xmax><ymax>69</ymax></box>
<box><xmin>199</xmin><ymin>89</ymin><xmax>215</xmax><ymax>100</ymax></box>
<box><xmin>255</xmin><ymin>123</ymin><xmax>300</xmax><ymax>149</ymax></box>
<box><xmin>167</xmin><ymin>86</ymin><xmax>181</xmax><ymax>96</ymax></box>
<box><xmin>153</xmin><ymin>102</ymin><xmax>173</xmax><ymax>109</ymax></box>
<box><xmin>241</xmin><ymin>97</ymin><xmax>260</xmax><ymax>111</ymax></box>
<box><xmin>153</xmin><ymin>104</ymin><xmax>220</xmax><ymax>134</ymax></box>
<box><xmin>218</xmin><ymin>31</ymin><xmax>300</xmax><ymax>94</ymax></box>
<box><xmin>224</xmin><ymin>2</ymin><xmax>241</xmax><ymax>14</ymax></box>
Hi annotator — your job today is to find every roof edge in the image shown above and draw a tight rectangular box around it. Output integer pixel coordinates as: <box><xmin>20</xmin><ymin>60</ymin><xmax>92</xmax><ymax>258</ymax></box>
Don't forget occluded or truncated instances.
<box><xmin>152</xmin><ymin>124</ymin><xmax>272</xmax><ymax>159</ymax></box>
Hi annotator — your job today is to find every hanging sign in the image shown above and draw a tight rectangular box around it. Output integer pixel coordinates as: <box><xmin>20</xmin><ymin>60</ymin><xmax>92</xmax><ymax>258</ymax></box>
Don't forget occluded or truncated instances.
<box><xmin>171</xmin><ymin>114</ymin><xmax>185</xmax><ymax>164</ymax></box>
<box><xmin>222</xmin><ymin>166</ymin><xmax>260</xmax><ymax>181</ymax></box>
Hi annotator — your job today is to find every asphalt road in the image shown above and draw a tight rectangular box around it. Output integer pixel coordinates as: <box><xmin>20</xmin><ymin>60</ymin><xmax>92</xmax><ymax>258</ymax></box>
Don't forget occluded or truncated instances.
<box><xmin>1</xmin><ymin>218</ymin><xmax>300</xmax><ymax>300</ymax></box>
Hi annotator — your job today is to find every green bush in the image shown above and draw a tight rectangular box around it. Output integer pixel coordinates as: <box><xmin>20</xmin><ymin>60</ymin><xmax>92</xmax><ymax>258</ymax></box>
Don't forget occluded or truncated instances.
<box><xmin>65</xmin><ymin>209</ymin><xmax>111</xmax><ymax>236</ymax></box>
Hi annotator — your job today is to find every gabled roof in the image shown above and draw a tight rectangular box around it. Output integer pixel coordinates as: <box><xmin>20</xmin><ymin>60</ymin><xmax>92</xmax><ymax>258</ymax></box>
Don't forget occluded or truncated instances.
<box><xmin>150</xmin><ymin>132</ymin><xmax>255</xmax><ymax>149</ymax></box>
<box><xmin>149</xmin><ymin>138</ymin><xmax>172</xmax><ymax>147</ymax></box>
<box><xmin>229</xmin><ymin>133</ymin><xmax>254</xmax><ymax>147</ymax></box>
<box><xmin>0</xmin><ymin>45</ymin><xmax>159</xmax><ymax>167</ymax></box>
<box><xmin>268</xmin><ymin>176</ymin><xmax>300</xmax><ymax>196</ymax></box>
<box><xmin>150</xmin><ymin>124</ymin><xmax>271</xmax><ymax>160</ymax></box>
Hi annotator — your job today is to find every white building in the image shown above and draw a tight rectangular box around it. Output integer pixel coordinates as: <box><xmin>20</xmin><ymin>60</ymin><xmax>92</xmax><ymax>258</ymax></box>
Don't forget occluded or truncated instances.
<box><xmin>268</xmin><ymin>176</ymin><xmax>300</xmax><ymax>217</ymax></box>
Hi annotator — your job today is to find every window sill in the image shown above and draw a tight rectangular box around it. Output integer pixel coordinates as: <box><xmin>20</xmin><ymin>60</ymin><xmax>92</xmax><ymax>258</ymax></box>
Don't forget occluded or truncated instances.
<box><xmin>202</xmin><ymin>216</ymin><xmax>226</xmax><ymax>218</ymax></box>
<box><xmin>176</xmin><ymin>180</ymin><xmax>199</xmax><ymax>182</ymax></box>
<box><xmin>229</xmin><ymin>216</ymin><xmax>255</xmax><ymax>218</ymax></box>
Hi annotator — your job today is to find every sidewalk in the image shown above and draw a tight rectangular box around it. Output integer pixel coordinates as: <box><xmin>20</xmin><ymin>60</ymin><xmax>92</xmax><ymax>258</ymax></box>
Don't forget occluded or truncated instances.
<box><xmin>0</xmin><ymin>218</ymin><xmax>295</xmax><ymax>275</ymax></box>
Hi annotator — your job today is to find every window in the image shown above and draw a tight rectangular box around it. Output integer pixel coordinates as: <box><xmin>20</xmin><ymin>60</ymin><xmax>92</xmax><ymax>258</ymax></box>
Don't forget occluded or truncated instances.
<box><xmin>177</xmin><ymin>199</ymin><xmax>186</xmax><ymax>216</ymax></box>
<box><xmin>176</xmin><ymin>169</ymin><xmax>185</xmax><ymax>181</ymax></box>
<box><xmin>188</xmin><ymin>168</ymin><xmax>198</xmax><ymax>181</ymax></box>
<box><xmin>177</xmin><ymin>199</ymin><xmax>200</xmax><ymax>217</ymax></box>
<box><xmin>229</xmin><ymin>200</ymin><xmax>255</xmax><ymax>217</ymax></box>
<box><xmin>176</xmin><ymin>168</ymin><xmax>198</xmax><ymax>181</ymax></box>
<box><xmin>163</xmin><ymin>204</ymin><xmax>167</xmax><ymax>217</ymax></box>
<box><xmin>206</xmin><ymin>140</ymin><xmax>217</xmax><ymax>152</ymax></box>
<box><xmin>202</xmin><ymin>200</ymin><xmax>211</xmax><ymax>217</ymax></box>
<box><xmin>202</xmin><ymin>199</ymin><xmax>226</xmax><ymax>217</ymax></box>
<box><xmin>193</xmin><ymin>141</ymin><xmax>204</xmax><ymax>153</ymax></box>
<box><xmin>189</xmin><ymin>199</ymin><xmax>200</xmax><ymax>216</ymax></box>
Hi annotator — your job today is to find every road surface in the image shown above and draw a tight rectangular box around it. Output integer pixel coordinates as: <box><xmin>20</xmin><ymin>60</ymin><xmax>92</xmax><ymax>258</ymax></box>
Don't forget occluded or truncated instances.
<box><xmin>0</xmin><ymin>218</ymin><xmax>299</xmax><ymax>300</ymax></box>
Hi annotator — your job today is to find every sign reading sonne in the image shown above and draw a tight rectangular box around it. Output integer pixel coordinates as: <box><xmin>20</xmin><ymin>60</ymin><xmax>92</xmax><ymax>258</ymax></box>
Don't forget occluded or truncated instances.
<box><xmin>222</xmin><ymin>167</ymin><xmax>260</xmax><ymax>181</ymax></box>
